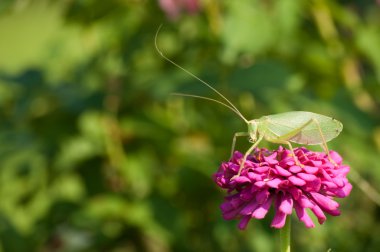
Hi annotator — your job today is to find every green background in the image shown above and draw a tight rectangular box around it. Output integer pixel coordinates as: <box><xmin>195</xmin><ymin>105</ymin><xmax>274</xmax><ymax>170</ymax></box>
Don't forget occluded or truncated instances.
<box><xmin>0</xmin><ymin>0</ymin><xmax>380</xmax><ymax>251</ymax></box>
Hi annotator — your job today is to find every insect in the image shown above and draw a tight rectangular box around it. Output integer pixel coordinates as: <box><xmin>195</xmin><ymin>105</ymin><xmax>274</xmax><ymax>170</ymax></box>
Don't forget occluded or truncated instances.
<box><xmin>155</xmin><ymin>26</ymin><xmax>343</xmax><ymax>177</ymax></box>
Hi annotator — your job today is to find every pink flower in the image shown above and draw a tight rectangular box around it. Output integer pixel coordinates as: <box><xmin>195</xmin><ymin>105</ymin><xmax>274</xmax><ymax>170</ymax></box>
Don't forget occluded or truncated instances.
<box><xmin>213</xmin><ymin>147</ymin><xmax>352</xmax><ymax>230</ymax></box>
<box><xmin>158</xmin><ymin>0</ymin><xmax>200</xmax><ymax>20</ymax></box>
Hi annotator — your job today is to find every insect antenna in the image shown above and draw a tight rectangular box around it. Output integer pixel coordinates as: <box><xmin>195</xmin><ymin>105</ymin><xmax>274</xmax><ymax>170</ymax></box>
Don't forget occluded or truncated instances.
<box><xmin>171</xmin><ymin>93</ymin><xmax>248</xmax><ymax>122</ymax></box>
<box><xmin>155</xmin><ymin>25</ymin><xmax>249</xmax><ymax>124</ymax></box>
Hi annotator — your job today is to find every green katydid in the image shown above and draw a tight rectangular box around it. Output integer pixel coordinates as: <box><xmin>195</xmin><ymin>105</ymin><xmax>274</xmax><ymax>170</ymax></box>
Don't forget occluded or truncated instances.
<box><xmin>155</xmin><ymin>27</ymin><xmax>343</xmax><ymax>177</ymax></box>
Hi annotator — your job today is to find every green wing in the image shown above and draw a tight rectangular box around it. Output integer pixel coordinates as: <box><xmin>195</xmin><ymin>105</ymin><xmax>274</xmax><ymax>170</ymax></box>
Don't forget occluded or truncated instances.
<box><xmin>257</xmin><ymin>111</ymin><xmax>343</xmax><ymax>145</ymax></box>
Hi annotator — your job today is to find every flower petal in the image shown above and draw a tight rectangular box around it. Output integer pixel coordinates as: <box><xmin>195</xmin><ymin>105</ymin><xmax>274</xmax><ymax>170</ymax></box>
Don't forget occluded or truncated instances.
<box><xmin>254</xmin><ymin>166</ymin><xmax>270</xmax><ymax>173</ymax></box>
<box><xmin>303</xmin><ymin>165</ymin><xmax>319</xmax><ymax>174</ymax></box>
<box><xmin>310</xmin><ymin>192</ymin><xmax>339</xmax><ymax>211</ymax></box>
<box><xmin>289</xmin><ymin>176</ymin><xmax>306</xmax><ymax>186</ymax></box>
<box><xmin>297</xmin><ymin>173</ymin><xmax>317</xmax><ymax>182</ymax></box>
<box><xmin>271</xmin><ymin>211</ymin><xmax>287</xmax><ymax>229</ymax></box>
<box><xmin>240</xmin><ymin>200</ymin><xmax>259</xmax><ymax>215</ymax></box>
<box><xmin>294</xmin><ymin>202</ymin><xmax>315</xmax><ymax>228</ymax></box>
<box><xmin>256</xmin><ymin>189</ymin><xmax>270</xmax><ymax>204</ymax></box>
<box><xmin>266</xmin><ymin>178</ymin><xmax>283</xmax><ymax>188</ymax></box>
<box><xmin>311</xmin><ymin>205</ymin><xmax>326</xmax><ymax>224</ymax></box>
<box><xmin>329</xmin><ymin>151</ymin><xmax>342</xmax><ymax>164</ymax></box>
<box><xmin>254</xmin><ymin>181</ymin><xmax>266</xmax><ymax>188</ymax></box>
<box><xmin>332</xmin><ymin>177</ymin><xmax>344</xmax><ymax>187</ymax></box>
<box><xmin>275</xmin><ymin>165</ymin><xmax>292</xmax><ymax>176</ymax></box>
<box><xmin>288</xmin><ymin>187</ymin><xmax>302</xmax><ymax>200</ymax></box>
<box><xmin>252</xmin><ymin>196</ymin><xmax>273</xmax><ymax>219</ymax></box>
<box><xmin>289</xmin><ymin>165</ymin><xmax>302</xmax><ymax>173</ymax></box>
<box><xmin>238</xmin><ymin>215</ymin><xmax>252</xmax><ymax>230</ymax></box>
<box><xmin>297</xmin><ymin>194</ymin><xmax>315</xmax><ymax>208</ymax></box>
<box><xmin>234</xmin><ymin>176</ymin><xmax>251</xmax><ymax>184</ymax></box>
<box><xmin>279</xmin><ymin>194</ymin><xmax>293</xmax><ymax>215</ymax></box>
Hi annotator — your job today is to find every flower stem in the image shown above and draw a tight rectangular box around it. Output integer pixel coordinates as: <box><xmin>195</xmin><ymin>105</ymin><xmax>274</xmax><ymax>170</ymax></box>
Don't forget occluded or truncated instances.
<box><xmin>280</xmin><ymin>217</ymin><xmax>291</xmax><ymax>252</ymax></box>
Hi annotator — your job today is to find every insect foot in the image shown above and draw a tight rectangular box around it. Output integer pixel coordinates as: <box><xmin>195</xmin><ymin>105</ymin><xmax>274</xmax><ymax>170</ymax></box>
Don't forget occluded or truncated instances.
<box><xmin>288</xmin><ymin>152</ymin><xmax>304</xmax><ymax>168</ymax></box>
<box><xmin>213</xmin><ymin>146</ymin><xmax>352</xmax><ymax>230</ymax></box>
<box><xmin>327</xmin><ymin>151</ymin><xmax>340</xmax><ymax>167</ymax></box>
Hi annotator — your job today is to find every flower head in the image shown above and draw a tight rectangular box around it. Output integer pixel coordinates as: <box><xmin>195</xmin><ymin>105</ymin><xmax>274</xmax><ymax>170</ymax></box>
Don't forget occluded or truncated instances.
<box><xmin>213</xmin><ymin>147</ymin><xmax>352</xmax><ymax>229</ymax></box>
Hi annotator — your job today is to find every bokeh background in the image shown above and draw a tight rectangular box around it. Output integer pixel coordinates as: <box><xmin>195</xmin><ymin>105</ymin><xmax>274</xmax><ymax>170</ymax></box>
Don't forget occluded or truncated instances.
<box><xmin>0</xmin><ymin>0</ymin><xmax>380</xmax><ymax>251</ymax></box>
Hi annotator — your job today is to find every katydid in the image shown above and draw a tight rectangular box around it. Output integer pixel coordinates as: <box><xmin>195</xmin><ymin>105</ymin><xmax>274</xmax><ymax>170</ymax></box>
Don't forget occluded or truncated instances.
<box><xmin>155</xmin><ymin>26</ymin><xmax>343</xmax><ymax>177</ymax></box>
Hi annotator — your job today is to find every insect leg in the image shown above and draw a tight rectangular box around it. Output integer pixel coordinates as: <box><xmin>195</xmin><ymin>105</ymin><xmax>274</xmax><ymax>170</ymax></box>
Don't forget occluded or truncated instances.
<box><xmin>312</xmin><ymin>118</ymin><xmax>337</xmax><ymax>165</ymax></box>
<box><xmin>271</xmin><ymin>139</ymin><xmax>302</xmax><ymax>166</ymax></box>
<box><xmin>232</xmin><ymin>135</ymin><xmax>264</xmax><ymax>179</ymax></box>
<box><xmin>230</xmin><ymin>132</ymin><xmax>249</xmax><ymax>159</ymax></box>
<box><xmin>285</xmin><ymin>141</ymin><xmax>302</xmax><ymax>167</ymax></box>
<box><xmin>273</xmin><ymin>119</ymin><xmax>314</xmax><ymax>141</ymax></box>
<box><xmin>268</xmin><ymin>119</ymin><xmax>314</xmax><ymax>166</ymax></box>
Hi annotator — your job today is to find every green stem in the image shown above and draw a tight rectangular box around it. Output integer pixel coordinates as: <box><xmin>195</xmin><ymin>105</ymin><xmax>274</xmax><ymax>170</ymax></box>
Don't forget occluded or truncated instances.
<box><xmin>280</xmin><ymin>216</ymin><xmax>291</xmax><ymax>252</ymax></box>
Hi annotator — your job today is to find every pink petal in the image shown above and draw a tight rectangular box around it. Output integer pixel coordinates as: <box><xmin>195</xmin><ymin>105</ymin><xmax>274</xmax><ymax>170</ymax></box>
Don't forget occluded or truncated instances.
<box><xmin>263</xmin><ymin>152</ymin><xmax>278</xmax><ymax>164</ymax></box>
<box><xmin>238</xmin><ymin>215</ymin><xmax>252</xmax><ymax>230</ymax></box>
<box><xmin>248</xmin><ymin>172</ymin><xmax>263</xmax><ymax>180</ymax></box>
<box><xmin>303</xmin><ymin>179</ymin><xmax>321</xmax><ymax>192</ymax></box>
<box><xmin>342</xmin><ymin>182</ymin><xmax>353</xmax><ymax>196</ymax></box>
<box><xmin>289</xmin><ymin>165</ymin><xmax>302</xmax><ymax>173</ymax></box>
<box><xmin>252</xmin><ymin>196</ymin><xmax>272</xmax><ymax>219</ymax></box>
<box><xmin>322</xmin><ymin>181</ymin><xmax>338</xmax><ymax>189</ymax></box>
<box><xmin>289</xmin><ymin>176</ymin><xmax>306</xmax><ymax>186</ymax></box>
<box><xmin>230</xmin><ymin>197</ymin><xmax>244</xmax><ymax>208</ymax></box>
<box><xmin>308</xmin><ymin>160</ymin><xmax>322</xmax><ymax>167</ymax></box>
<box><xmin>239</xmin><ymin>189</ymin><xmax>254</xmax><ymax>201</ymax></box>
<box><xmin>244</xmin><ymin>160</ymin><xmax>257</xmax><ymax>168</ymax></box>
<box><xmin>254</xmin><ymin>181</ymin><xmax>266</xmax><ymax>187</ymax></box>
<box><xmin>297</xmin><ymin>195</ymin><xmax>315</xmax><ymax>208</ymax></box>
<box><xmin>332</xmin><ymin>178</ymin><xmax>344</xmax><ymax>187</ymax></box>
<box><xmin>231</xmin><ymin>151</ymin><xmax>243</xmax><ymax>162</ymax></box>
<box><xmin>325</xmin><ymin>208</ymin><xmax>341</xmax><ymax>216</ymax></box>
<box><xmin>220</xmin><ymin>202</ymin><xmax>233</xmax><ymax>211</ymax></box>
<box><xmin>266</xmin><ymin>178</ymin><xmax>283</xmax><ymax>188</ymax></box>
<box><xmin>322</xmin><ymin>163</ymin><xmax>334</xmax><ymax>169</ymax></box>
<box><xmin>271</xmin><ymin>211</ymin><xmax>287</xmax><ymax>229</ymax></box>
<box><xmin>303</xmin><ymin>165</ymin><xmax>319</xmax><ymax>174</ymax></box>
<box><xmin>297</xmin><ymin>173</ymin><xmax>317</xmax><ymax>181</ymax></box>
<box><xmin>329</xmin><ymin>151</ymin><xmax>342</xmax><ymax>164</ymax></box>
<box><xmin>222</xmin><ymin>205</ymin><xmax>242</xmax><ymax>220</ymax></box>
<box><xmin>338</xmin><ymin>165</ymin><xmax>350</xmax><ymax>176</ymax></box>
<box><xmin>254</xmin><ymin>166</ymin><xmax>270</xmax><ymax>173</ymax></box>
<box><xmin>279</xmin><ymin>194</ymin><xmax>293</xmax><ymax>214</ymax></box>
<box><xmin>311</xmin><ymin>205</ymin><xmax>326</xmax><ymax>224</ymax></box>
<box><xmin>310</xmin><ymin>192</ymin><xmax>339</xmax><ymax>211</ymax></box>
<box><xmin>240</xmin><ymin>200</ymin><xmax>259</xmax><ymax>215</ymax></box>
<box><xmin>294</xmin><ymin>202</ymin><xmax>315</xmax><ymax>228</ymax></box>
<box><xmin>275</xmin><ymin>165</ymin><xmax>292</xmax><ymax>176</ymax></box>
<box><xmin>233</xmin><ymin>176</ymin><xmax>251</xmax><ymax>184</ymax></box>
<box><xmin>288</xmin><ymin>187</ymin><xmax>302</xmax><ymax>200</ymax></box>
<box><xmin>256</xmin><ymin>190</ymin><xmax>269</xmax><ymax>204</ymax></box>
<box><xmin>321</xmin><ymin>169</ymin><xmax>332</xmax><ymax>180</ymax></box>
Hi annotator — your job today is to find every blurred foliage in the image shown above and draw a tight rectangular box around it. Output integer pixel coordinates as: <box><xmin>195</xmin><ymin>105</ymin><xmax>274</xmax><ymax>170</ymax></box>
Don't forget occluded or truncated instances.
<box><xmin>0</xmin><ymin>0</ymin><xmax>380</xmax><ymax>251</ymax></box>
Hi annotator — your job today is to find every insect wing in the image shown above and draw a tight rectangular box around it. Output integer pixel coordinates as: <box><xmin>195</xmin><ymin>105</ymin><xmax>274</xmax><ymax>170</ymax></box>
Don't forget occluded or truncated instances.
<box><xmin>259</xmin><ymin>111</ymin><xmax>343</xmax><ymax>145</ymax></box>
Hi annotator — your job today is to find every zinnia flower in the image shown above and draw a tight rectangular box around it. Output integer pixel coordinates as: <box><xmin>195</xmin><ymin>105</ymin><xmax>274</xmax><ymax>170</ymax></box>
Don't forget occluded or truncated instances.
<box><xmin>213</xmin><ymin>146</ymin><xmax>352</xmax><ymax>229</ymax></box>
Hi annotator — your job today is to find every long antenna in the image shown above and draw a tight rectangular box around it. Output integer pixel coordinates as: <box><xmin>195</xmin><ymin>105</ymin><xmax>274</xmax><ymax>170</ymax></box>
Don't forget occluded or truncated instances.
<box><xmin>171</xmin><ymin>93</ymin><xmax>248</xmax><ymax>122</ymax></box>
<box><xmin>155</xmin><ymin>25</ymin><xmax>248</xmax><ymax>124</ymax></box>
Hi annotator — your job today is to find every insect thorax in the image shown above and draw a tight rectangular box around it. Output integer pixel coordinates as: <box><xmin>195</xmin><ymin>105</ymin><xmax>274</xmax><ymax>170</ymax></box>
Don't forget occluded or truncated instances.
<box><xmin>247</xmin><ymin>120</ymin><xmax>258</xmax><ymax>141</ymax></box>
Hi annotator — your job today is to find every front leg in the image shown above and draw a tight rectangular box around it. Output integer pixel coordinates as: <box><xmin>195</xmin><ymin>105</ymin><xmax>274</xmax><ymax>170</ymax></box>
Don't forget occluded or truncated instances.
<box><xmin>230</xmin><ymin>132</ymin><xmax>249</xmax><ymax>159</ymax></box>
<box><xmin>232</xmin><ymin>135</ymin><xmax>264</xmax><ymax>180</ymax></box>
